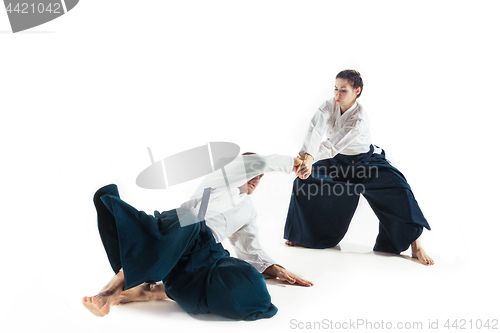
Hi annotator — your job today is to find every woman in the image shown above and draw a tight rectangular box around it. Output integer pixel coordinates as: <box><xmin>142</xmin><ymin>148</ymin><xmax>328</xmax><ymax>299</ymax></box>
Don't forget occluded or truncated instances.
<box><xmin>284</xmin><ymin>70</ymin><xmax>434</xmax><ymax>265</ymax></box>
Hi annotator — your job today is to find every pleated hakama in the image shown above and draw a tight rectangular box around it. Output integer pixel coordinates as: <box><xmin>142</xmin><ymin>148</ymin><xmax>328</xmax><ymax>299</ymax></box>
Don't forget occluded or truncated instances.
<box><xmin>93</xmin><ymin>184</ymin><xmax>278</xmax><ymax>320</ymax></box>
<box><xmin>284</xmin><ymin>145</ymin><xmax>430</xmax><ymax>254</ymax></box>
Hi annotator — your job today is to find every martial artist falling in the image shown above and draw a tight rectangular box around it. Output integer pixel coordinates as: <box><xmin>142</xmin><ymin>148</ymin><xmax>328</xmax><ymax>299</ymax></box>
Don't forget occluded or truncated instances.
<box><xmin>82</xmin><ymin>152</ymin><xmax>311</xmax><ymax>320</ymax></box>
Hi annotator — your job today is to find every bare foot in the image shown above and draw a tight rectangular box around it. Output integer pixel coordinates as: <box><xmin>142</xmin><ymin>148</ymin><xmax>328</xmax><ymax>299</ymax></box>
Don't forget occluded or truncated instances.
<box><xmin>82</xmin><ymin>271</ymin><xmax>125</xmax><ymax>317</ymax></box>
<box><xmin>285</xmin><ymin>240</ymin><xmax>297</xmax><ymax>246</ymax></box>
<box><xmin>411</xmin><ymin>239</ymin><xmax>434</xmax><ymax>266</ymax></box>
<box><xmin>113</xmin><ymin>283</ymin><xmax>168</xmax><ymax>305</ymax></box>
<box><xmin>82</xmin><ymin>289</ymin><xmax>122</xmax><ymax>316</ymax></box>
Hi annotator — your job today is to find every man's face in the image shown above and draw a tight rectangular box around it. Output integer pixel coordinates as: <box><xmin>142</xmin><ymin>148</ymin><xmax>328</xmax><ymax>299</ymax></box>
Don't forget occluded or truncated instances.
<box><xmin>241</xmin><ymin>174</ymin><xmax>264</xmax><ymax>195</ymax></box>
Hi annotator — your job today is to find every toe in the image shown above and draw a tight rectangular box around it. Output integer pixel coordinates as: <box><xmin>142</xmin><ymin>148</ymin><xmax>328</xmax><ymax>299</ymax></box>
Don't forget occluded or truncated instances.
<box><xmin>101</xmin><ymin>304</ymin><xmax>111</xmax><ymax>315</ymax></box>
<box><xmin>93</xmin><ymin>298</ymin><xmax>102</xmax><ymax>308</ymax></box>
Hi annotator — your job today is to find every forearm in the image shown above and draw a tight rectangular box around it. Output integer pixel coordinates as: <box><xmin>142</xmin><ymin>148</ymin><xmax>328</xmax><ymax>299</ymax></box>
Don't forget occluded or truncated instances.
<box><xmin>301</xmin><ymin>107</ymin><xmax>329</xmax><ymax>160</ymax></box>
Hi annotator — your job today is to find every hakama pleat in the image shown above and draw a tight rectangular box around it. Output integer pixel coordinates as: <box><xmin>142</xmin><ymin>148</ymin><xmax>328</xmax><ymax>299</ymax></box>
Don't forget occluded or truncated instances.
<box><xmin>284</xmin><ymin>146</ymin><xmax>430</xmax><ymax>254</ymax></box>
<box><xmin>93</xmin><ymin>184</ymin><xmax>277</xmax><ymax>320</ymax></box>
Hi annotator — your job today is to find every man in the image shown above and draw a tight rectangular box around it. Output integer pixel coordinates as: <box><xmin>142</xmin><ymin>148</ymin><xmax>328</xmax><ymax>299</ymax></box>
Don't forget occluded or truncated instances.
<box><xmin>83</xmin><ymin>153</ymin><xmax>312</xmax><ymax>319</ymax></box>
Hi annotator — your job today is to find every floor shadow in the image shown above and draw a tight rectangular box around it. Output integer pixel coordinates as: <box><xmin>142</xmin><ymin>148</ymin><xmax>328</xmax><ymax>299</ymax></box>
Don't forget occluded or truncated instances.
<box><xmin>115</xmin><ymin>297</ymin><xmax>243</xmax><ymax>322</ymax></box>
<box><xmin>115</xmin><ymin>298</ymin><xmax>184</xmax><ymax>317</ymax></box>
<box><xmin>285</xmin><ymin>243</ymin><xmax>342</xmax><ymax>251</ymax></box>
<box><xmin>188</xmin><ymin>313</ymin><xmax>238</xmax><ymax>322</ymax></box>
<box><xmin>372</xmin><ymin>249</ymin><xmax>427</xmax><ymax>265</ymax></box>
<box><xmin>332</xmin><ymin>243</ymin><xmax>372</xmax><ymax>253</ymax></box>
<box><xmin>371</xmin><ymin>250</ymin><xmax>399</xmax><ymax>258</ymax></box>
<box><xmin>264</xmin><ymin>277</ymin><xmax>311</xmax><ymax>288</ymax></box>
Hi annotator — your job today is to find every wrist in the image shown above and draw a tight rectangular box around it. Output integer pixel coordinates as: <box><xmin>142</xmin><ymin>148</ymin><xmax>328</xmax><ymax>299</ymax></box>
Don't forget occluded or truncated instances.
<box><xmin>264</xmin><ymin>264</ymin><xmax>283</xmax><ymax>277</ymax></box>
<box><xmin>263</xmin><ymin>264</ymin><xmax>277</xmax><ymax>276</ymax></box>
<box><xmin>299</xmin><ymin>152</ymin><xmax>314</xmax><ymax>161</ymax></box>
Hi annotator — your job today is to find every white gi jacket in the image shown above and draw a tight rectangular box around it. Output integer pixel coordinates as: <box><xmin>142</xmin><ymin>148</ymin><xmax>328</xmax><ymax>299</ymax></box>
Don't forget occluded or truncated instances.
<box><xmin>181</xmin><ymin>154</ymin><xmax>294</xmax><ymax>273</ymax></box>
<box><xmin>300</xmin><ymin>99</ymin><xmax>381</xmax><ymax>160</ymax></box>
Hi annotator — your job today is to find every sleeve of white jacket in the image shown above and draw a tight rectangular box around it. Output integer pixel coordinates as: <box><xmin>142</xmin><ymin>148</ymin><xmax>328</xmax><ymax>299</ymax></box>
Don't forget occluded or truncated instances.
<box><xmin>300</xmin><ymin>101</ymin><xmax>330</xmax><ymax>160</ymax></box>
<box><xmin>227</xmin><ymin>215</ymin><xmax>278</xmax><ymax>273</ymax></box>
<box><xmin>189</xmin><ymin>154</ymin><xmax>294</xmax><ymax>199</ymax></box>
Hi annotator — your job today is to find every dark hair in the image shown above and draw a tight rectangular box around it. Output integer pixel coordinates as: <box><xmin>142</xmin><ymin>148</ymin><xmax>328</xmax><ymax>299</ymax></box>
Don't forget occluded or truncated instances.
<box><xmin>336</xmin><ymin>70</ymin><xmax>363</xmax><ymax>98</ymax></box>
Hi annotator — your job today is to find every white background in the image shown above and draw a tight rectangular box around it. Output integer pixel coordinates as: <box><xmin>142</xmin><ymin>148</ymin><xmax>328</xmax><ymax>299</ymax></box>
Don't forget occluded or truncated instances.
<box><xmin>1</xmin><ymin>1</ymin><xmax>499</xmax><ymax>332</ymax></box>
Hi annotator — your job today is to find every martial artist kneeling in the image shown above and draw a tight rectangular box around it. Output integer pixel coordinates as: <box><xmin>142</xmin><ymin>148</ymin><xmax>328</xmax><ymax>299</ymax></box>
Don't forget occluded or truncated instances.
<box><xmin>82</xmin><ymin>184</ymin><xmax>278</xmax><ymax>320</ymax></box>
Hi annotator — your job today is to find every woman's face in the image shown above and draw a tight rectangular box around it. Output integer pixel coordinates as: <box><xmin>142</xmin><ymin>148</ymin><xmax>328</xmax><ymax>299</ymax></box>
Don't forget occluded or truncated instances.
<box><xmin>334</xmin><ymin>78</ymin><xmax>360</xmax><ymax>111</ymax></box>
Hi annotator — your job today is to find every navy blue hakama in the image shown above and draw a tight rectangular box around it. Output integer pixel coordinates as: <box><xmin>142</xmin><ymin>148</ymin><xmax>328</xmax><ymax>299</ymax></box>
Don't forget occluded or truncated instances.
<box><xmin>93</xmin><ymin>184</ymin><xmax>278</xmax><ymax>321</ymax></box>
<box><xmin>284</xmin><ymin>145</ymin><xmax>430</xmax><ymax>254</ymax></box>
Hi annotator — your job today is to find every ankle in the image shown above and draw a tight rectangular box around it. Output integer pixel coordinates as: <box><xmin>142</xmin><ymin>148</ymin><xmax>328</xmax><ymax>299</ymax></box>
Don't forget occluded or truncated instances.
<box><xmin>411</xmin><ymin>239</ymin><xmax>422</xmax><ymax>252</ymax></box>
<box><xmin>149</xmin><ymin>283</ymin><xmax>167</xmax><ymax>300</ymax></box>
